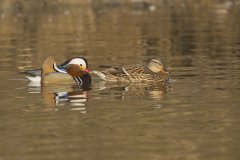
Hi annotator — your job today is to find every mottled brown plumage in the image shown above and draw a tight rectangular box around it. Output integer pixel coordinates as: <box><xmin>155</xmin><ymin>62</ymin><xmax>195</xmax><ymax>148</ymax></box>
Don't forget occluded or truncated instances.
<box><xmin>93</xmin><ymin>58</ymin><xmax>169</xmax><ymax>82</ymax></box>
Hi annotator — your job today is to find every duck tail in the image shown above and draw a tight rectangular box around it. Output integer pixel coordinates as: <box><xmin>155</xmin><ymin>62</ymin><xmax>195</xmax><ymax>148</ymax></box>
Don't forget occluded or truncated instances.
<box><xmin>26</xmin><ymin>76</ymin><xmax>41</xmax><ymax>83</ymax></box>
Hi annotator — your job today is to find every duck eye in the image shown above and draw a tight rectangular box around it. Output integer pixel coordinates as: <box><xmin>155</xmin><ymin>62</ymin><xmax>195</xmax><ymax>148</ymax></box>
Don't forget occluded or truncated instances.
<box><xmin>80</xmin><ymin>64</ymin><xmax>83</xmax><ymax>66</ymax></box>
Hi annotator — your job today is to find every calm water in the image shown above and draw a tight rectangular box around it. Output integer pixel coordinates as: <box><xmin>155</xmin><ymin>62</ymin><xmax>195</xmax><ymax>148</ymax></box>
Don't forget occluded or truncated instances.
<box><xmin>0</xmin><ymin>1</ymin><xmax>240</xmax><ymax>160</ymax></box>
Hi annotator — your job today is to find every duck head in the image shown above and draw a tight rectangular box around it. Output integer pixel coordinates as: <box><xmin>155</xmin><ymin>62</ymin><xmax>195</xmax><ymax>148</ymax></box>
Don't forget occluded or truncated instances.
<box><xmin>61</xmin><ymin>57</ymin><xmax>91</xmax><ymax>85</ymax></box>
<box><xmin>148</xmin><ymin>58</ymin><xmax>169</xmax><ymax>75</ymax></box>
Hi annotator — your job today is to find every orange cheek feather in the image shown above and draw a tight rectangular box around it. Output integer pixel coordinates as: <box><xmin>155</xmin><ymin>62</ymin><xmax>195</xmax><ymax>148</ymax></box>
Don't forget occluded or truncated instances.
<box><xmin>67</xmin><ymin>65</ymin><xmax>88</xmax><ymax>77</ymax></box>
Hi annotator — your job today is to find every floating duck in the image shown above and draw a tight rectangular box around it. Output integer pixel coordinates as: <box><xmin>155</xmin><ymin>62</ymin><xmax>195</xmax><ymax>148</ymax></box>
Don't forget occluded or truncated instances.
<box><xmin>92</xmin><ymin>58</ymin><xmax>169</xmax><ymax>82</ymax></box>
<box><xmin>24</xmin><ymin>57</ymin><xmax>91</xmax><ymax>86</ymax></box>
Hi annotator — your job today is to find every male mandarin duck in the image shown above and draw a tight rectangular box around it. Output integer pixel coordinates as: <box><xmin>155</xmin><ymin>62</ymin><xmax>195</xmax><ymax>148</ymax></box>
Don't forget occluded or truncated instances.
<box><xmin>24</xmin><ymin>56</ymin><xmax>91</xmax><ymax>86</ymax></box>
<box><xmin>92</xmin><ymin>58</ymin><xmax>169</xmax><ymax>82</ymax></box>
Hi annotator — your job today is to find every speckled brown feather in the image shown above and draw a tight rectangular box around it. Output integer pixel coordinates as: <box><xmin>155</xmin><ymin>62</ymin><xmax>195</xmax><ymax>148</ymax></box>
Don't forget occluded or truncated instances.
<box><xmin>93</xmin><ymin>59</ymin><xmax>169</xmax><ymax>82</ymax></box>
<box><xmin>93</xmin><ymin>61</ymin><xmax>169</xmax><ymax>82</ymax></box>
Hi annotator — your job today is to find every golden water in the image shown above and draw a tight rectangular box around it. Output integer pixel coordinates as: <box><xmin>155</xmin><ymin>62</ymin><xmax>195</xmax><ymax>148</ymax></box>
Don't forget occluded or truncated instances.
<box><xmin>0</xmin><ymin>1</ymin><xmax>240</xmax><ymax>160</ymax></box>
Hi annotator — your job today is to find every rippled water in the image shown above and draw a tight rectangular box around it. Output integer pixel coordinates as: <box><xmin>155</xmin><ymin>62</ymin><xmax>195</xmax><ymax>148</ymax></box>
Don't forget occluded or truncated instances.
<box><xmin>0</xmin><ymin>1</ymin><xmax>240</xmax><ymax>160</ymax></box>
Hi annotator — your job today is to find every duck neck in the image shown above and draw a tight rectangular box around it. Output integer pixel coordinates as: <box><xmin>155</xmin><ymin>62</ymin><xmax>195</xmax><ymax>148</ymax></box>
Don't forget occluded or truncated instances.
<box><xmin>73</xmin><ymin>74</ymin><xmax>91</xmax><ymax>86</ymax></box>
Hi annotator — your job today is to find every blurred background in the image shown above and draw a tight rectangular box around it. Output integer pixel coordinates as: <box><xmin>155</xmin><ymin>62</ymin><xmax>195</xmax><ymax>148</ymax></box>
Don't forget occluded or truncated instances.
<box><xmin>0</xmin><ymin>0</ymin><xmax>239</xmax><ymax>160</ymax></box>
<box><xmin>0</xmin><ymin>0</ymin><xmax>239</xmax><ymax>69</ymax></box>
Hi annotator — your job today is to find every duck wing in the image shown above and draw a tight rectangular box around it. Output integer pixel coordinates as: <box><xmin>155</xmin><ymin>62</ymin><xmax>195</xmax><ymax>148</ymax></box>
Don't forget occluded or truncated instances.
<box><xmin>93</xmin><ymin>64</ymin><xmax>145</xmax><ymax>82</ymax></box>
<box><xmin>121</xmin><ymin>64</ymin><xmax>148</xmax><ymax>76</ymax></box>
<box><xmin>93</xmin><ymin>65</ymin><xmax>131</xmax><ymax>81</ymax></box>
<box><xmin>95</xmin><ymin>65</ymin><xmax>126</xmax><ymax>75</ymax></box>
<box><xmin>124</xmin><ymin>64</ymin><xmax>169</xmax><ymax>81</ymax></box>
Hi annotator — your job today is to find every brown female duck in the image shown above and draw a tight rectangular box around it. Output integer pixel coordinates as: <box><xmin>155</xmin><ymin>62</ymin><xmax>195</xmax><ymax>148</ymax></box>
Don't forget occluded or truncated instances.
<box><xmin>92</xmin><ymin>58</ymin><xmax>169</xmax><ymax>82</ymax></box>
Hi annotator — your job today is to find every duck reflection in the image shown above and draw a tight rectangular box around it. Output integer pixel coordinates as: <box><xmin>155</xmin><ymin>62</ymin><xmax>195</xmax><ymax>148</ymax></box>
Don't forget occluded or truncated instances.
<box><xmin>27</xmin><ymin>80</ymin><xmax>169</xmax><ymax>112</ymax></box>
<box><xmin>28</xmin><ymin>82</ymin><xmax>90</xmax><ymax>112</ymax></box>
<box><xmin>54</xmin><ymin>90</ymin><xmax>89</xmax><ymax>113</ymax></box>
<box><xmin>93</xmin><ymin>80</ymin><xmax>169</xmax><ymax>100</ymax></box>
<box><xmin>42</xmin><ymin>84</ymin><xmax>90</xmax><ymax>112</ymax></box>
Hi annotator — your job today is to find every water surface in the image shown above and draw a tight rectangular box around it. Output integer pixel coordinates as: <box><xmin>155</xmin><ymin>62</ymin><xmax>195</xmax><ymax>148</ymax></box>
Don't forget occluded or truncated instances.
<box><xmin>0</xmin><ymin>1</ymin><xmax>240</xmax><ymax>160</ymax></box>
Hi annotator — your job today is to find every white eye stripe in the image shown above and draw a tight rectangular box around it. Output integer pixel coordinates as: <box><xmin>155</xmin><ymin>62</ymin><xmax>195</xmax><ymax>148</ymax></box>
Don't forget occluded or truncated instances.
<box><xmin>68</xmin><ymin>58</ymin><xmax>87</xmax><ymax>67</ymax></box>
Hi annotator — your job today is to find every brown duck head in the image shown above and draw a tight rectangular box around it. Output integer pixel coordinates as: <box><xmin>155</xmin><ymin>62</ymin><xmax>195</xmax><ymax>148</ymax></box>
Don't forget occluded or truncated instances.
<box><xmin>148</xmin><ymin>58</ymin><xmax>169</xmax><ymax>75</ymax></box>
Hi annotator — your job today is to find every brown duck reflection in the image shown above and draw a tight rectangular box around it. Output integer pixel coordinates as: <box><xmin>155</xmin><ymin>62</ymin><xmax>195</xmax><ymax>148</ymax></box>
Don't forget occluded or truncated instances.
<box><xmin>93</xmin><ymin>80</ymin><xmax>169</xmax><ymax>100</ymax></box>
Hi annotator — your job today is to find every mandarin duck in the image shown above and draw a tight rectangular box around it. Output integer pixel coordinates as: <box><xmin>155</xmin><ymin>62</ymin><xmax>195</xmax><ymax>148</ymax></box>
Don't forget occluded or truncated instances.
<box><xmin>24</xmin><ymin>57</ymin><xmax>91</xmax><ymax>86</ymax></box>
